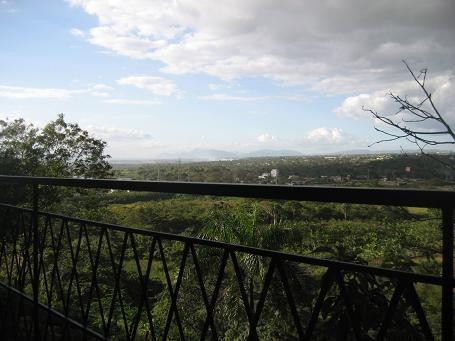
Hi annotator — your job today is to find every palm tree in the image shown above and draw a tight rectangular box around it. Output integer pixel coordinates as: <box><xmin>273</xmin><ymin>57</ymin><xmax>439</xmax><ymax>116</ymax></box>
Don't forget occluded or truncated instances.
<box><xmin>197</xmin><ymin>201</ymin><xmax>308</xmax><ymax>339</ymax></box>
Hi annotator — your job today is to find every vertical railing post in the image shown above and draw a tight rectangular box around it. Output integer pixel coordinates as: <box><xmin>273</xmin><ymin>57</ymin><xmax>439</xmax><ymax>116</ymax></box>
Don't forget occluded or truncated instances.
<box><xmin>441</xmin><ymin>206</ymin><xmax>453</xmax><ymax>341</ymax></box>
<box><xmin>32</xmin><ymin>185</ymin><xmax>40</xmax><ymax>340</ymax></box>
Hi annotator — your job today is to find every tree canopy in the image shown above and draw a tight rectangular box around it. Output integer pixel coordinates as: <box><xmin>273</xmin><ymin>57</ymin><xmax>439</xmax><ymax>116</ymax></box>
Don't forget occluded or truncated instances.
<box><xmin>0</xmin><ymin>114</ymin><xmax>112</xmax><ymax>178</ymax></box>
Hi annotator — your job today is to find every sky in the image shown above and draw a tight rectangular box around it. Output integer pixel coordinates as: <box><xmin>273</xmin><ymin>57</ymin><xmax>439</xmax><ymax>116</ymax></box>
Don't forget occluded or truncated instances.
<box><xmin>1</xmin><ymin>0</ymin><xmax>454</xmax><ymax>159</ymax></box>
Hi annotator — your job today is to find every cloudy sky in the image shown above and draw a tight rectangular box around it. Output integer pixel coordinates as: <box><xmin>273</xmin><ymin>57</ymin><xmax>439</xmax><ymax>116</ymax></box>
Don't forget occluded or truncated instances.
<box><xmin>1</xmin><ymin>0</ymin><xmax>454</xmax><ymax>158</ymax></box>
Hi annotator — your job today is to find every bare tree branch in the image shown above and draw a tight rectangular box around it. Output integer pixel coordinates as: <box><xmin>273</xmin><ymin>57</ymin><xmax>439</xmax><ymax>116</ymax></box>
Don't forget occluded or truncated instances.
<box><xmin>364</xmin><ymin>61</ymin><xmax>455</xmax><ymax>170</ymax></box>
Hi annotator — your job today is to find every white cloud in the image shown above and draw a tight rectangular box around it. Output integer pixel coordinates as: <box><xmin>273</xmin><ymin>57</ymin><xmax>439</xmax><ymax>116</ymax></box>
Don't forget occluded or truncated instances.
<box><xmin>198</xmin><ymin>94</ymin><xmax>266</xmax><ymax>101</ymax></box>
<box><xmin>88</xmin><ymin>26</ymin><xmax>165</xmax><ymax>59</ymax></box>
<box><xmin>198</xmin><ymin>93</ymin><xmax>309</xmax><ymax>102</ymax></box>
<box><xmin>117</xmin><ymin>76</ymin><xmax>182</xmax><ymax>97</ymax></box>
<box><xmin>92</xmin><ymin>83</ymin><xmax>113</xmax><ymax>90</ymax></box>
<box><xmin>88</xmin><ymin>83</ymin><xmax>114</xmax><ymax>97</ymax></box>
<box><xmin>0</xmin><ymin>83</ymin><xmax>116</xmax><ymax>100</ymax></box>
<box><xmin>86</xmin><ymin>125</ymin><xmax>164</xmax><ymax>158</ymax></box>
<box><xmin>91</xmin><ymin>91</ymin><xmax>110</xmax><ymax>97</ymax></box>
<box><xmin>70</xmin><ymin>28</ymin><xmax>85</xmax><ymax>38</ymax></box>
<box><xmin>66</xmin><ymin>0</ymin><xmax>455</xmax><ymax>95</ymax></box>
<box><xmin>86</xmin><ymin>125</ymin><xmax>154</xmax><ymax>140</ymax></box>
<box><xmin>256</xmin><ymin>133</ymin><xmax>278</xmax><ymax>143</ymax></box>
<box><xmin>304</xmin><ymin>128</ymin><xmax>345</xmax><ymax>144</ymax></box>
<box><xmin>0</xmin><ymin>85</ymin><xmax>76</xmax><ymax>99</ymax></box>
<box><xmin>334</xmin><ymin>72</ymin><xmax>455</xmax><ymax>125</ymax></box>
<box><xmin>430</xmin><ymin>75</ymin><xmax>455</xmax><ymax>126</ymax></box>
<box><xmin>103</xmin><ymin>98</ymin><xmax>161</xmax><ymax>105</ymax></box>
<box><xmin>208</xmin><ymin>83</ymin><xmax>223</xmax><ymax>91</ymax></box>
<box><xmin>334</xmin><ymin>93</ymin><xmax>390</xmax><ymax>119</ymax></box>
<box><xmin>1</xmin><ymin>1</ymin><xmax>18</xmax><ymax>14</ymax></box>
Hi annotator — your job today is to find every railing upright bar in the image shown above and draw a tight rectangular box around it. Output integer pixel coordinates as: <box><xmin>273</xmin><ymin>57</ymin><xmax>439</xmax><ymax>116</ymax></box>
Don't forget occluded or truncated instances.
<box><xmin>0</xmin><ymin>176</ymin><xmax>454</xmax><ymax>339</ymax></box>
<box><xmin>32</xmin><ymin>185</ymin><xmax>40</xmax><ymax>340</ymax></box>
<box><xmin>441</xmin><ymin>206</ymin><xmax>453</xmax><ymax>341</ymax></box>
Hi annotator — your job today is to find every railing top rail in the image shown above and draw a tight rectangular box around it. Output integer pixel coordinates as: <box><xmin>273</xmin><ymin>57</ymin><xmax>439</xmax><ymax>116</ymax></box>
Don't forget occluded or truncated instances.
<box><xmin>0</xmin><ymin>175</ymin><xmax>454</xmax><ymax>208</ymax></box>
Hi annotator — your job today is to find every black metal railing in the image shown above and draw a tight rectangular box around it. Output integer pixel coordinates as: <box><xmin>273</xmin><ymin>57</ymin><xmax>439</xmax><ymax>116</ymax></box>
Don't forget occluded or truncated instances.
<box><xmin>0</xmin><ymin>175</ymin><xmax>453</xmax><ymax>340</ymax></box>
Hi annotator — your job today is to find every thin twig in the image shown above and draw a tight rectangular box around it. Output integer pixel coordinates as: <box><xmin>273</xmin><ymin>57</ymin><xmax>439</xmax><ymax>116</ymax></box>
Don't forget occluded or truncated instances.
<box><xmin>363</xmin><ymin>62</ymin><xmax>455</xmax><ymax>170</ymax></box>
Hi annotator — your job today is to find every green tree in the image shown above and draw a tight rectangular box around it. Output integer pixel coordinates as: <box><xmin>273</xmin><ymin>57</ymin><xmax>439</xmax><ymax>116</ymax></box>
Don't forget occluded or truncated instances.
<box><xmin>195</xmin><ymin>202</ymin><xmax>311</xmax><ymax>339</ymax></box>
<box><xmin>1</xmin><ymin>114</ymin><xmax>112</xmax><ymax>210</ymax></box>
<box><xmin>0</xmin><ymin>114</ymin><xmax>112</xmax><ymax>178</ymax></box>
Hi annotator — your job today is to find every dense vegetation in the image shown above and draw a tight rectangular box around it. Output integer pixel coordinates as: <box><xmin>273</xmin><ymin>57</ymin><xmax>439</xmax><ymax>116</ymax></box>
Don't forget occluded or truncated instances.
<box><xmin>0</xmin><ymin>116</ymin><xmax>453</xmax><ymax>339</ymax></box>
<box><xmin>0</xmin><ymin>114</ymin><xmax>111</xmax><ymax>179</ymax></box>
<box><xmin>43</xmin><ymin>191</ymin><xmax>443</xmax><ymax>339</ymax></box>
<box><xmin>115</xmin><ymin>153</ymin><xmax>455</xmax><ymax>188</ymax></box>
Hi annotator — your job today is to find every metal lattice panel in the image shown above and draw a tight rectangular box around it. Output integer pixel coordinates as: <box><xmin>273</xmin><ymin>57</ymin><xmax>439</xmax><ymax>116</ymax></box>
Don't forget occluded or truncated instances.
<box><xmin>0</xmin><ymin>176</ymin><xmax>453</xmax><ymax>340</ymax></box>
<box><xmin>0</xmin><ymin>204</ymin><xmax>444</xmax><ymax>340</ymax></box>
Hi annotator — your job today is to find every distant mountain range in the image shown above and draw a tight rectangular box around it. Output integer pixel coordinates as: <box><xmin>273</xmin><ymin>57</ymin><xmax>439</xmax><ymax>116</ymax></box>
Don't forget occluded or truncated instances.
<box><xmin>164</xmin><ymin>148</ymin><xmax>304</xmax><ymax>161</ymax></box>
<box><xmin>158</xmin><ymin>148</ymin><xmax>303</xmax><ymax>161</ymax></box>
<box><xmin>110</xmin><ymin>148</ymin><xmax>453</xmax><ymax>164</ymax></box>
<box><xmin>111</xmin><ymin>148</ymin><xmax>303</xmax><ymax>164</ymax></box>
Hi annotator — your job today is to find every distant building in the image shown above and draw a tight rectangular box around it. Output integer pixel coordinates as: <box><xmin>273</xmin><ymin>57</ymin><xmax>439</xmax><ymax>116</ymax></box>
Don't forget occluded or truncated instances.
<box><xmin>258</xmin><ymin>173</ymin><xmax>270</xmax><ymax>183</ymax></box>
<box><xmin>270</xmin><ymin>169</ymin><xmax>279</xmax><ymax>178</ymax></box>
<box><xmin>259</xmin><ymin>172</ymin><xmax>270</xmax><ymax>179</ymax></box>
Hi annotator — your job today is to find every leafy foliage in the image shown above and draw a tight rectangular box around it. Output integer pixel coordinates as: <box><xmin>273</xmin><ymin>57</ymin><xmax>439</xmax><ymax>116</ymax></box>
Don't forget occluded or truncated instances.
<box><xmin>0</xmin><ymin>116</ymin><xmax>447</xmax><ymax>339</ymax></box>
<box><xmin>0</xmin><ymin>114</ymin><xmax>112</xmax><ymax>178</ymax></box>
